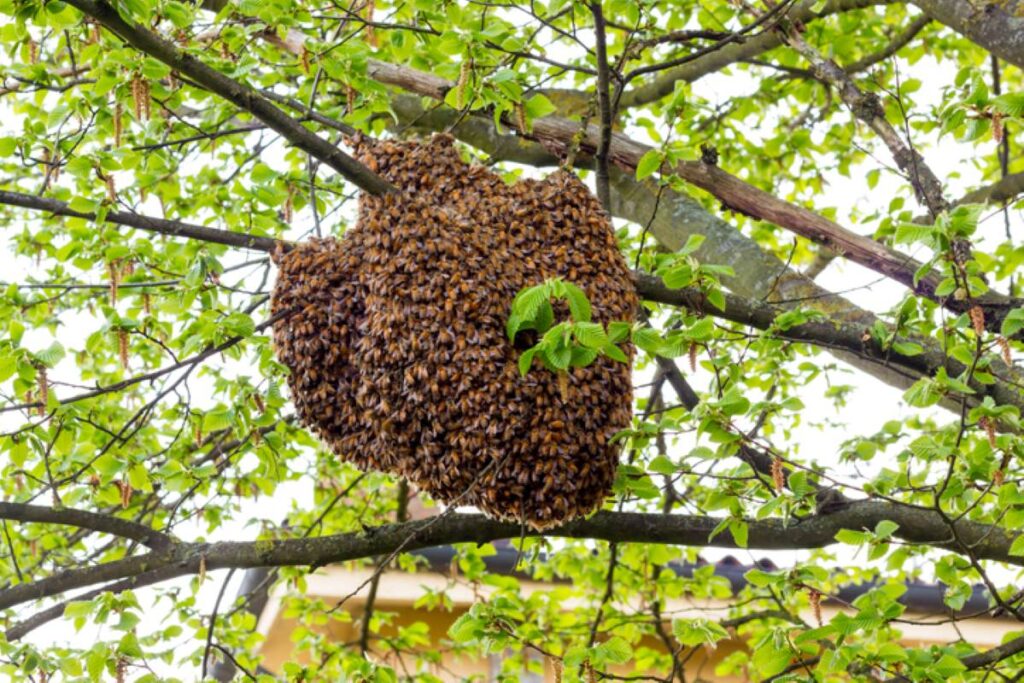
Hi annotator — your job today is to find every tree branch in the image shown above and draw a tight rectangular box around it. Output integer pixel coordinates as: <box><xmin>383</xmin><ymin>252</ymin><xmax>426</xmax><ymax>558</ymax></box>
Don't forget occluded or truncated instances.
<box><xmin>2</xmin><ymin>184</ymin><xmax>1016</xmax><ymax>414</ymax></box>
<box><xmin>843</xmin><ymin>14</ymin><xmax>932</xmax><ymax>73</ymax></box>
<box><xmin>2</xmin><ymin>502</ymin><xmax>1023</xmax><ymax>625</ymax></box>
<box><xmin>363</xmin><ymin>58</ymin><xmax>1020</xmax><ymax>333</ymax></box>
<box><xmin>0</xmin><ymin>190</ymin><xmax>282</xmax><ymax>252</ymax></box>
<box><xmin>64</xmin><ymin>0</ymin><xmax>394</xmax><ymax>195</ymax></box>
<box><xmin>956</xmin><ymin>171</ymin><xmax>1024</xmax><ymax>209</ymax></box>
<box><xmin>638</xmin><ymin>273</ymin><xmax>1024</xmax><ymax>414</ymax></box>
<box><xmin>0</xmin><ymin>502</ymin><xmax>174</xmax><ymax>551</ymax></box>
<box><xmin>781</xmin><ymin>23</ymin><xmax>948</xmax><ymax>219</ymax></box>
<box><xmin>589</xmin><ymin>0</ymin><xmax>614</xmax><ymax>210</ymax></box>
<box><xmin>617</xmin><ymin>0</ymin><xmax>896</xmax><ymax>108</ymax></box>
<box><xmin>0</xmin><ymin>306</ymin><xmax>283</xmax><ymax>415</ymax></box>
<box><xmin>909</xmin><ymin>0</ymin><xmax>1024</xmax><ymax>69</ymax></box>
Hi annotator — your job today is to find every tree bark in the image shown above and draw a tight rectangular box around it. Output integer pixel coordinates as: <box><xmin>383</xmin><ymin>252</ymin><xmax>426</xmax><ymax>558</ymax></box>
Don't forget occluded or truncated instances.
<box><xmin>3</xmin><ymin>501</ymin><xmax>1023</xmax><ymax>627</ymax></box>
<box><xmin>911</xmin><ymin>0</ymin><xmax>1024</xmax><ymax>69</ymax></box>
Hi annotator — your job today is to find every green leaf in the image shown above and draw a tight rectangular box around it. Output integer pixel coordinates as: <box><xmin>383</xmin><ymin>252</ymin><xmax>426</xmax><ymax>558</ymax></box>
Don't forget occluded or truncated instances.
<box><xmin>562</xmin><ymin>281</ymin><xmax>591</xmax><ymax>322</ymax></box>
<box><xmin>705</xmin><ymin>287</ymin><xmax>726</xmax><ymax>312</ymax></box>
<box><xmin>607</xmin><ymin>321</ymin><xmax>631</xmax><ymax>344</ymax></box>
<box><xmin>513</xmin><ymin>283</ymin><xmax>550</xmax><ymax>321</ymax></box>
<box><xmin>569</xmin><ymin>346</ymin><xmax>598</xmax><ymax>367</ymax></box>
<box><xmin>602</xmin><ymin>343</ymin><xmax>628</xmax><ymax>364</ymax></box>
<box><xmin>730</xmin><ymin>520</ymin><xmax>748</xmax><ymax>547</ymax></box>
<box><xmin>1002</xmin><ymin>308</ymin><xmax>1024</xmax><ymax>337</ymax></box>
<box><xmin>223</xmin><ymin>312</ymin><xmax>256</xmax><ymax>338</ymax></box>
<box><xmin>202</xmin><ymin>408</ymin><xmax>234</xmax><ymax>433</ymax></box>
<box><xmin>893</xmin><ymin>223</ymin><xmax>935</xmax><ymax>246</ymax></box>
<box><xmin>836</xmin><ymin>529</ymin><xmax>870</xmax><ymax>545</ymax></box>
<box><xmin>523</xmin><ymin>94</ymin><xmax>556</xmax><ymax>119</ymax></box>
<box><xmin>685</xmin><ymin>317</ymin><xmax>714</xmax><ymax>341</ymax></box>
<box><xmin>33</xmin><ymin>341</ymin><xmax>65</xmax><ymax>368</ymax></box>
<box><xmin>573</xmin><ymin>321</ymin><xmax>607</xmax><ymax>348</ymax></box>
<box><xmin>635</xmin><ymin>149</ymin><xmax>664</xmax><ymax>180</ymax></box>
<box><xmin>448</xmin><ymin>613</ymin><xmax>481</xmax><ymax>642</ymax></box>
<box><xmin>991</xmin><ymin>92</ymin><xmax>1024</xmax><ymax>117</ymax></box>
<box><xmin>127</xmin><ymin>463</ymin><xmax>153</xmax><ymax>492</ymax></box>
<box><xmin>874</xmin><ymin>520</ymin><xmax>898</xmax><ymax>540</ymax></box>
<box><xmin>506</xmin><ymin>314</ymin><xmax>524</xmax><ymax>341</ymax></box>
<box><xmin>752</xmin><ymin>641</ymin><xmax>792</xmax><ymax>677</ymax></box>
<box><xmin>535</xmin><ymin>300</ymin><xmax>554</xmax><ymax>333</ymax></box>
<box><xmin>662</xmin><ymin>262</ymin><xmax>694</xmax><ymax>289</ymax></box>
<box><xmin>547</xmin><ymin>345</ymin><xmax>572</xmax><ymax>370</ymax></box>
<box><xmin>648</xmin><ymin>454</ymin><xmax>676</xmax><ymax>474</ymax></box>
<box><xmin>891</xmin><ymin>341</ymin><xmax>923</xmax><ymax>356</ymax></box>
<box><xmin>597</xmin><ymin>636</ymin><xmax>632</xmax><ymax>664</ymax></box>
<box><xmin>672</xmin><ymin>618</ymin><xmax>729</xmax><ymax>647</ymax></box>
<box><xmin>631</xmin><ymin>327</ymin><xmax>663</xmax><ymax>354</ymax></box>
<box><xmin>908</xmin><ymin>436</ymin><xmax>946</xmax><ymax>461</ymax></box>
<box><xmin>680</xmin><ymin>234</ymin><xmax>705</xmax><ymax>255</ymax></box>
<box><xmin>117</xmin><ymin>632</ymin><xmax>144</xmax><ymax>658</ymax></box>
<box><xmin>86</xmin><ymin>650</ymin><xmax>106</xmax><ymax>679</ymax></box>
<box><xmin>931</xmin><ymin>654</ymin><xmax>966</xmax><ymax>677</ymax></box>
<box><xmin>903</xmin><ymin>378</ymin><xmax>941</xmax><ymax>408</ymax></box>
<box><xmin>163</xmin><ymin>1</ymin><xmax>194</xmax><ymax>27</ymax></box>
<box><xmin>518</xmin><ymin>348</ymin><xmax>537</xmax><ymax>376</ymax></box>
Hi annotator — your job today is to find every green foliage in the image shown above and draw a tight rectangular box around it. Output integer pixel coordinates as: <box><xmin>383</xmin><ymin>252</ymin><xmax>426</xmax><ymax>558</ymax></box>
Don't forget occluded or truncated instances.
<box><xmin>0</xmin><ymin>0</ymin><xmax>1022</xmax><ymax>680</ymax></box>
<box><xmin>507</xmin><ymin>278</ymin><xmax>630</xmax><ymax>375</ymax></box>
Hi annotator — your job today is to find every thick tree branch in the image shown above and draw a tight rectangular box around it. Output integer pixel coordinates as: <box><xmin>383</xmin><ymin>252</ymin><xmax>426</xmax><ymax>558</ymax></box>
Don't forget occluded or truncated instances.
<box><xmin>909</xmin><ymin>0</ymin><xmax>1024</xmax><ymax>69</ymax></box>
<box><xmin>2</xmin><ymin>502</ymin><xmax>1022</xmax><ymax>622</ymax></box>
<box><xmin>0</xmin><ymin>502</ymin><xmax>175</xmax><ymax>550</ymax></box>
<box><xmin>638</xmin><ymin>273</ymin><xmax>1024</xmax><ymax>414</ymax></box>
<box><xmin>3</xmin><ymin>183</ymin><xmax>1017</xmax><ymax>414</ymax></box>
<box><xmin>64</xmin><ymin>0</ymin><xmax>394</xmax><ymax>195</ymax></box>
<box><xmin>956</xmin><ymin>171</ymin><xmax>1024</xmax><ymax>209</ymax></box>
<box><xmin>364</xmin><ymin>58</ymin><xmax>1020</xmax><ymax>333</ymax></box>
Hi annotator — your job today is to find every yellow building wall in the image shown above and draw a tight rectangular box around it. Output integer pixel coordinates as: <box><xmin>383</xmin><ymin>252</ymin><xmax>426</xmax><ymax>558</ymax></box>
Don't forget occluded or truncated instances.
<box><xmin>255</xmin><ymin>566</ymin><xmax>1019</xmax><ymax>682</ymax></box>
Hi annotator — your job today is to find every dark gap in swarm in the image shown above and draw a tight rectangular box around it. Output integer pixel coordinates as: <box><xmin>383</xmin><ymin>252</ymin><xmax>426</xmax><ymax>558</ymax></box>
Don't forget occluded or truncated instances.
<box><xmin>271</xmin><ymin>134</ymin><xmax>637</xmax><ymax>529</ymax></box>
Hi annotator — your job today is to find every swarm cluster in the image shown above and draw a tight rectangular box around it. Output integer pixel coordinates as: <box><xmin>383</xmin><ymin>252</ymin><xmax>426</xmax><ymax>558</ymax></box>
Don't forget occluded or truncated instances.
<box><xmin>271</xmin><ymin>135</ymin><xmax>637</xmax><ymax>528</ymax></box>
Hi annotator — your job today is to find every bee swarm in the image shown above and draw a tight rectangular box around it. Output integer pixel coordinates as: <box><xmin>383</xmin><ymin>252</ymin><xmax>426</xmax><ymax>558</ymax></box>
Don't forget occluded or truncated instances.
<box><xmin>271</xmin><ymin>135</ymin><xmax>637</xmax><ymax>529</ymax></box>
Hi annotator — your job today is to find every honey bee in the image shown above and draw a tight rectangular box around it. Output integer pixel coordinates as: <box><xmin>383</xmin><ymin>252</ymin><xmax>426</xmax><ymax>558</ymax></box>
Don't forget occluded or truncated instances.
<box><xmin>271</xmin><ymin>135</ymin><xmax>636</xmax><ymax>528</ymax></box>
